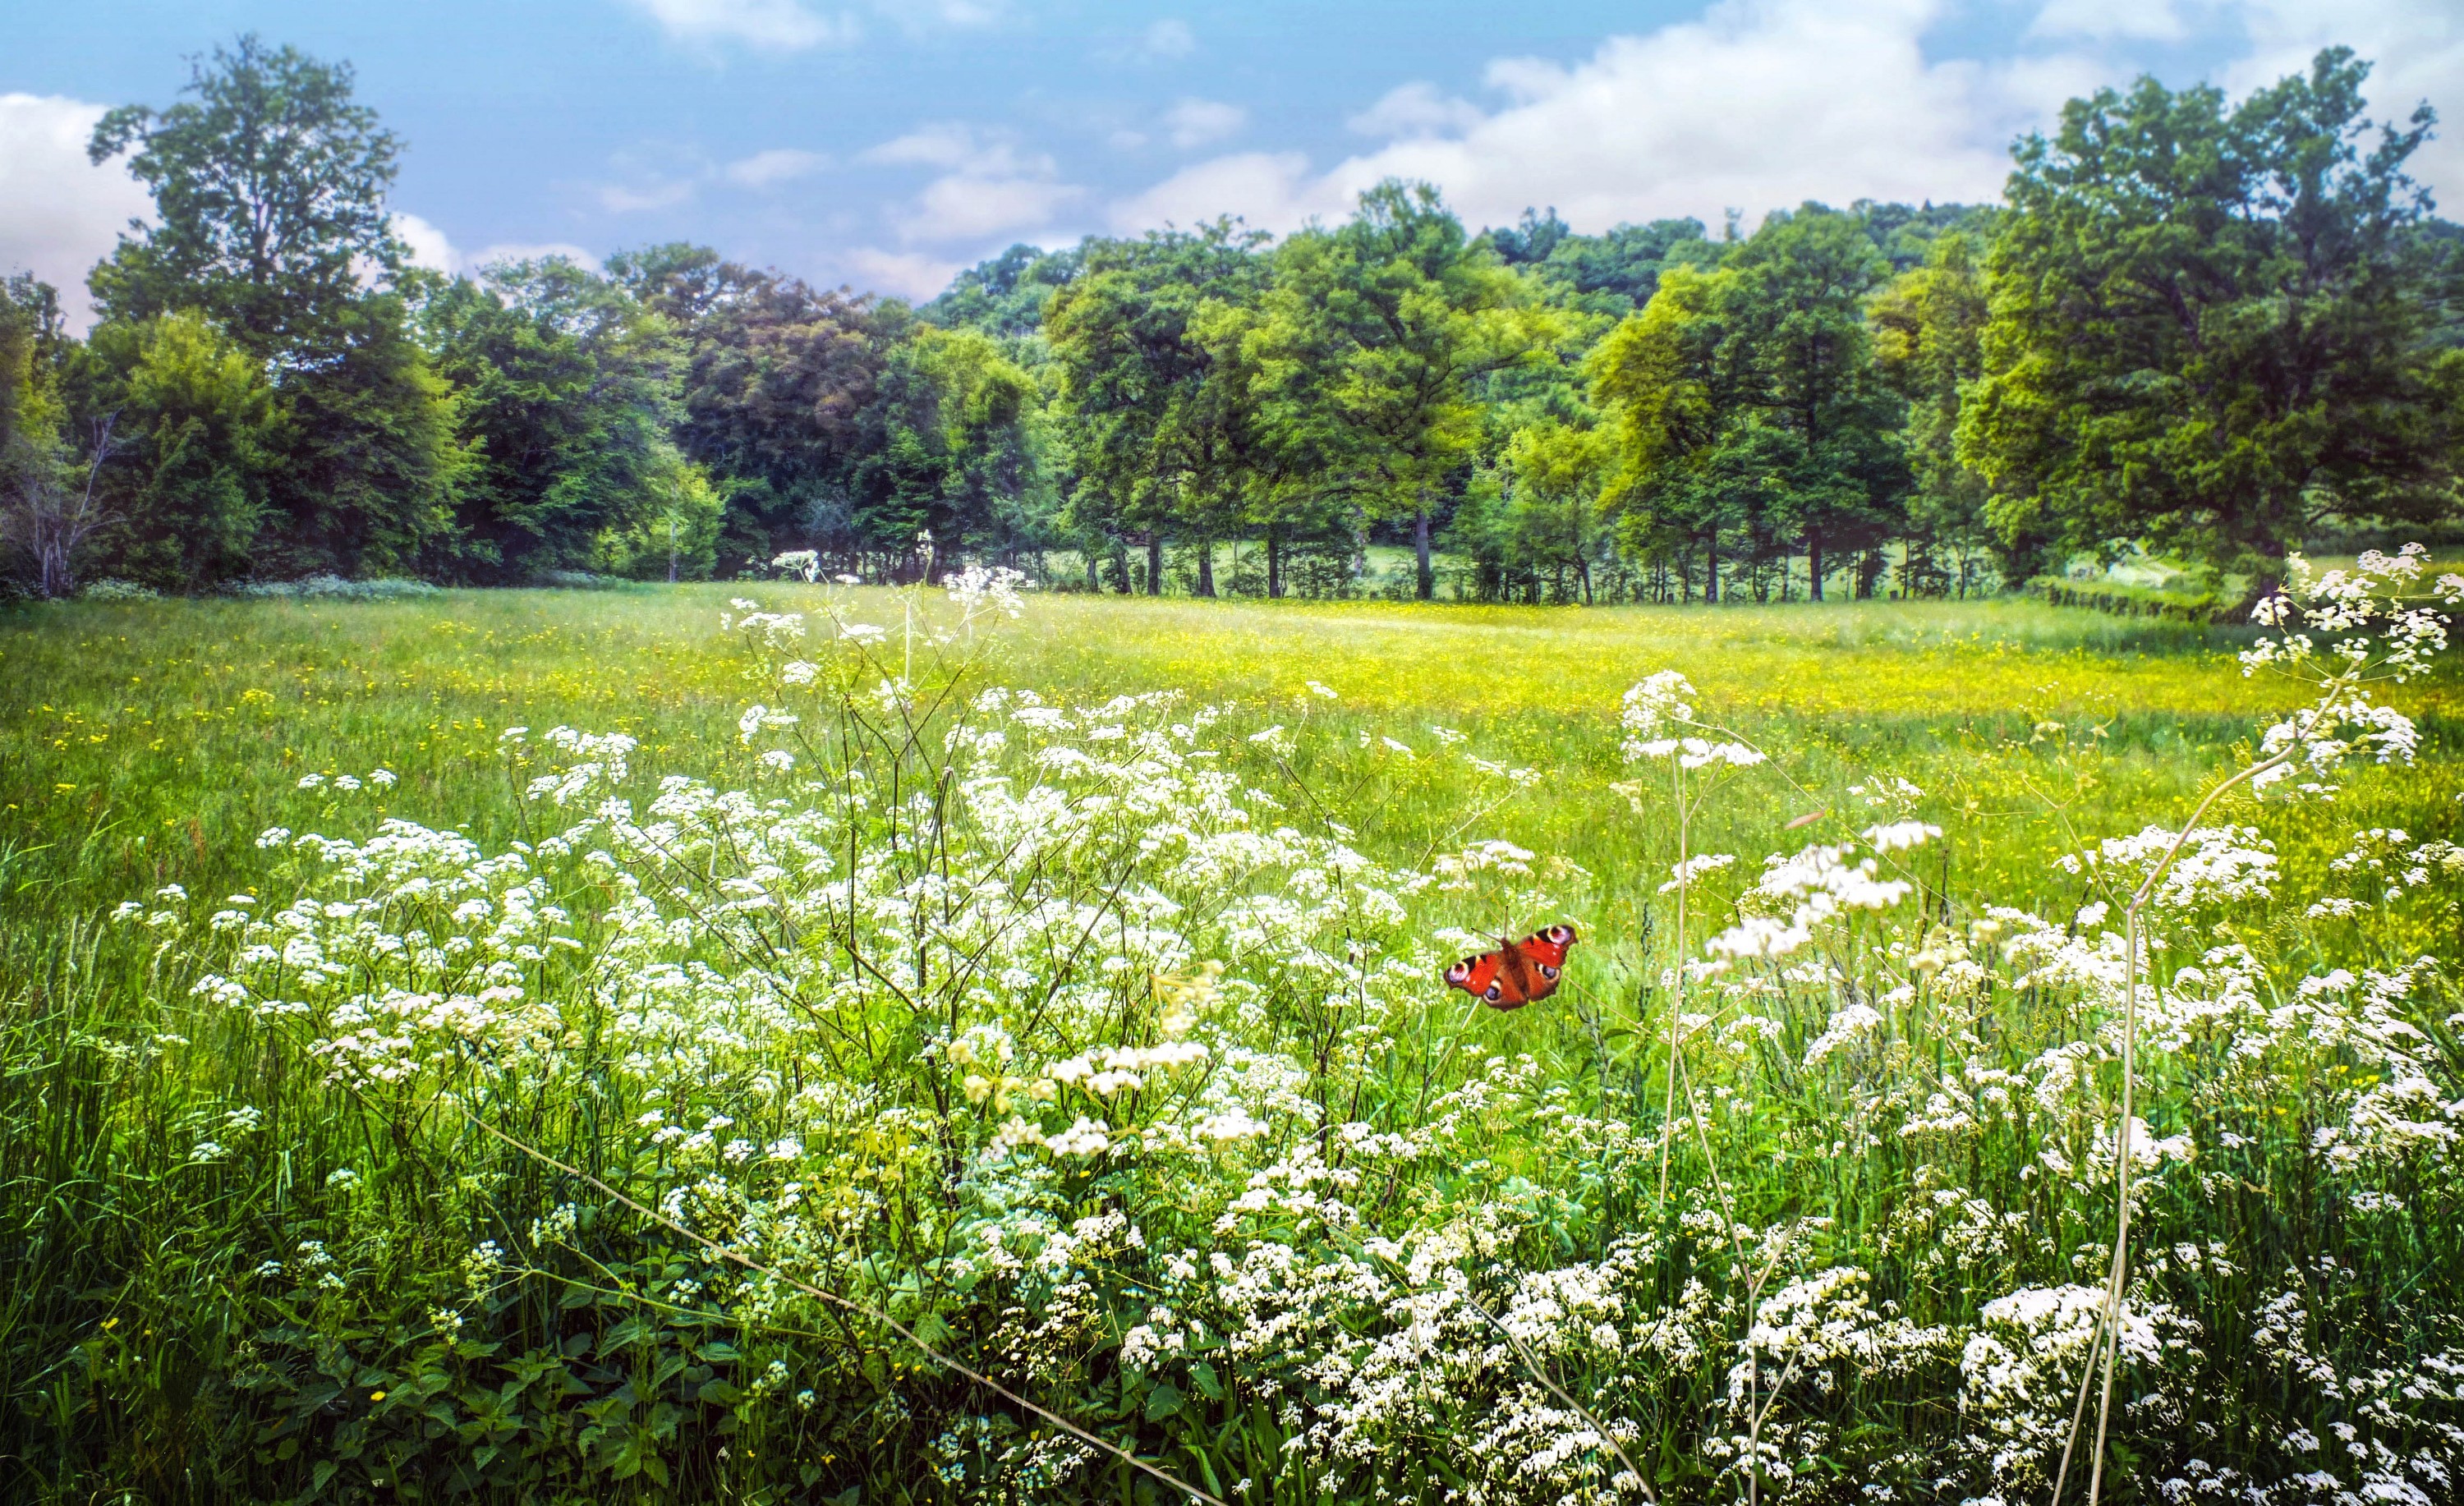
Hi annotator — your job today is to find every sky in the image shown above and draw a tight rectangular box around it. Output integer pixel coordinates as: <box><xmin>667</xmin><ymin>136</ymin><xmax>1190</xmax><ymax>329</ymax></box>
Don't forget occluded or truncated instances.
<box><xmin>4</xmin><ymin>0</ymin><xmax>2462</xmax><ymax>327</ymax></box>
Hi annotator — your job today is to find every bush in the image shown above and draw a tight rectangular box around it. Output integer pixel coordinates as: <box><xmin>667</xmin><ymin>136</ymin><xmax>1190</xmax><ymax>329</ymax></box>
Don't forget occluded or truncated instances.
<box><xmin>228</xmin><ymin>575</ymin><xmax>444</xmax><ymax>601</ymax></box>
<box><xmin>77</xmin><ymin>577</ymin><xmax>163</xmax><ymax>601</ymax></box>
<box><xmin>2026</xmin><ymin>573</ymin><xmax>2238</xmax><ymax>624</ymax></box>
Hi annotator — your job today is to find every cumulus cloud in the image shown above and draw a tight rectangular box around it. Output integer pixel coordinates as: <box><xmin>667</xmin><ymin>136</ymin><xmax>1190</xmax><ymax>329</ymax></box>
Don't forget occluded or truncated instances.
<box><xmin>1348</xmin><ymin>81</ymin><xmax>1487</xmax><ymax>140</ymax></box>
<box><xmin>1163</xmin><ymin>98</ymin><xmax>1247</xmax><ymax>149</ymax></box>
<box><xmin>393</xmin><ymin>214</ymin><xmax>598</xmax><ymax>276</ymax></box>
<box><xmin>0</xmin><ymin>94</ymin><xmax>152</xmax><ymax>331</ymax></box>
<box><xmin>862</xmin><ymin>122</ymin><xmax>1082</xmax><ymax>241</ymax></box>
<box><xmin>2030</xmin><ymin>0</ymin><xmax>2191</xmax><ymax>42</ymax></box>
<box><xmin>841</xmin><ymin>246</ymin><xmax>964</xmax><ymax>298</ymax></box>
<box><xmin>725</xmin><ymin>148</ymin><xmax>830</xmax><ymax>187</ymax></box>
<box><xmin>1113</xmin><ymin>0</ymin><xmax>2069</xmax><ymax>237</ymax></box>
<box><xmin>626</xmin><ymin>0</ymin><xmax>855</xmax><ymax>49</ymax></box>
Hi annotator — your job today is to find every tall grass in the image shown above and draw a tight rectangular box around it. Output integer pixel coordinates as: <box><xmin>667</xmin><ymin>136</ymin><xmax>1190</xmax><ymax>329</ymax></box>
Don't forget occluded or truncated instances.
<box><xmin>2</xmin><ymin>585</ymin><xmax>2461</xmax><ymax>1503</ymax></box>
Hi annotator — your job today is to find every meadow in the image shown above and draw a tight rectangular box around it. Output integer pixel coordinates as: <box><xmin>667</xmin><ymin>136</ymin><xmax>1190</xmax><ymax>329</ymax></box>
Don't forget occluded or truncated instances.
<box><xmin>4</xmin><ymin>573</ymin><xmax>2462</xmax><ymax>1504</ymax></box>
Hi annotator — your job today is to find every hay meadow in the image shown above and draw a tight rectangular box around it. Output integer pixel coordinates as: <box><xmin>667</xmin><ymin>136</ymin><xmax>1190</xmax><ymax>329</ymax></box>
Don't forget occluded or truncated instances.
<box><xmin>5</xmin><ymin>581</ymin><xmax>2464</xmax><ymax>1504</ymax></box>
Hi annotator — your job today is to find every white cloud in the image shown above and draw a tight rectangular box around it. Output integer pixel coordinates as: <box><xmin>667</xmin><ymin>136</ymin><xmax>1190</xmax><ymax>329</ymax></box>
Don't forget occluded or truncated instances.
<box><xmin>598</xmin><ymin>179</ymin><xmax>698</xmax><ymax>213</ymax></box>
<box><xmin>1115</xmin><ymin>0</ymin><xmax>2058</xmax><ymax>238</ymax></box>
<box><xmin>1163</xmin><ymin>97</ymin><xmax>1248</xmax><ymax>149</ymax></box>
<box><xmin>725</xmin><ymin>148</ymin><xmax>830</xmax><ymax>187</ymax></box>
<box><xmin>2030</xmin><ymin>0</ymin><xmax>2190</xmax><ymax>41</ymax></box>
<box><xmin>0</xmin><ymin>94</ymin><xmax>153</xmax><ymax>331</ymax></box>
<box><xmin>862</xmin><ymin>122</ymin><xmax>986</xmax><ymax>169</ymax></box>
<box><xmin>862</xmin><ymin>122</ymin><xmax>1082</xmax><ymax>241</ymax></box>
<box><xmin>627</xmin><ymin>0</ymin><xmax>856</xmax><ymax>49</ymax></box>
<box><xmin>1348</xmin><ymin>81</ymin><xmax>1487</xmax><ymax>140</ymax></box>
<box><xmin>393</xmin><ymin>212</ymin><xmax>461</xmax><ymax>273</ymax></box>
<box><xmin>906</xmin><ymin>173</ymin><xmax>1080</xmax><ymax>241</ymax></box>
<box><xmin>1094</xmin><ymin>18</ymin><xmax>1196</xmax><ymax>63</ymax></box>
<box><xmin>393</xmin><ymin>214</ymin><xmax>599</xmax><ymax>277</ymax></box>
<box><xmin>2215</xmin><ymin>0</ymin><xmax>2464</xmax><ymax>211</ymax></box>
<box><xmin>842</xmin><ymin>246</ymin><xmax>964</xmax><ymax>298</ymax></box>
<box><xmin>1110</xmin><ymin>150</ymin><xmax>1322</xmax><ymax>233</ymax></box>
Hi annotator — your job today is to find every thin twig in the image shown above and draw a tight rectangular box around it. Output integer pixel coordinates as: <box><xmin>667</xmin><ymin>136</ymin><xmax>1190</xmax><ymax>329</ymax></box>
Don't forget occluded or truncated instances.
<box><xmin>460</xmin><ymin>1109</ymin><xmax>1228</xmax><ymax>1506</ymax></box>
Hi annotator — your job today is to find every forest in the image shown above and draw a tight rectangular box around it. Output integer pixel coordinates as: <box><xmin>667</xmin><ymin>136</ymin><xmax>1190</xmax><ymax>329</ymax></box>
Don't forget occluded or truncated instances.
<box><xmin>5</xmin><ymin>35</ymin><xmax>2464</xmax><ymax>607</ymax></box>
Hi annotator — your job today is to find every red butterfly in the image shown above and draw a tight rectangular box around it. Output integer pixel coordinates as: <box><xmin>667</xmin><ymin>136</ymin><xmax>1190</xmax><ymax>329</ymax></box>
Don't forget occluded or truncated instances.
<box><xmin>1444</xmin><ymin>924</ymin><xmax>1579</xmax><ymax>1010</ymax></box>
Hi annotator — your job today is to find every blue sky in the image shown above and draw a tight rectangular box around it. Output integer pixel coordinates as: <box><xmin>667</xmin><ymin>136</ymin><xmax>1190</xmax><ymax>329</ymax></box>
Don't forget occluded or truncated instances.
<box><xmin>4</xmin><ymin>0</ymin><xmax>2460</xmax><ymax>322</ymax></box>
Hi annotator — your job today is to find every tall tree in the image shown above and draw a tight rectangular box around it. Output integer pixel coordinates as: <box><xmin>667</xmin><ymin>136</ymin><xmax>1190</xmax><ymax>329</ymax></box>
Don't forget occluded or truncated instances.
<box><xmin>1592</xmin><ymin>205</ymin><xmax>1909</xmax><ymax>599</ymax></box>
<box><xmin>1960</xmin><ymin>48</ymin><xmax>2457</xmax><ymax>577</ymax></box>
<box><xmin>88</xmin><ymin>35</ymin><xmax>404</xmax><ymax>360</ymax></box>
<box><xmin>83</xmin><ymin>310</ymin><xmax>276</xmax><ymax>590</ymax></box>
<box><xmin>0</xmin><ymin>275</ymin><xmax>119</xmax><ymax>597</ymax></box>
<box><xmin>611</xmin><ymin>245</ymin><xmax>899</xmax><ymax>569</ymax></box>
<box><xmin>1253</xmin><ymin>181</ymin><xmax>1542</xmax><ymax>599</ymax></box>
<box><xmin>1047</xmin><ymin>220</ymin><xmax>1270</xmax><ymax>595</ymax></box>
<box><xmin>423</xmin><ymin>257</ymin><xmax>687</xmax><ymax>579</ymax></box>
<box><xmin>1872</xmin><ymin>230</ymin><xmax>1998</xmax><ymax>588</ymax></box>
<box><xmin>87</xmin><ymin>36</ymin><xmax>461</xmax><ymax>576</ymax></box>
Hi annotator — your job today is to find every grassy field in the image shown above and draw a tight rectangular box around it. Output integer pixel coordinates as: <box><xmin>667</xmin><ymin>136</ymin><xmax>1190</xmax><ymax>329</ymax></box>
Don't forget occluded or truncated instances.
<box><xmin>11</xmin><ymin>585</ymin><xmax>2455</xmax><ymax>917</ymax></box>
<box><xmin>4</xmin><ymin>584</ymin><xmax>2462</xmax><ymax>1504</ymax></box>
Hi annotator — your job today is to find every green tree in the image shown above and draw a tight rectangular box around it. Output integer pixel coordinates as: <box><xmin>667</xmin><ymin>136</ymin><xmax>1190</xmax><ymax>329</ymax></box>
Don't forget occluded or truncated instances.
<box><xmin>85</xmin><ymin>310</ymin><xmax>277</xmax><ymax>590</ymax></box>
<box><xmin>1591</xmin><ymin>206</ymin><xmax>1909</xmax><ymax>599</ymax></box>
<box><xmin>1871</xmin><ymin>229</ymin><xmax>1997</xmax><ymax>590</ymax></box>
<box><xmin>611</xmin><ymin>244</ymin><xmax>901</xmax><ymax>571</ymax></box>
<box><xmin>87</xmin><ymin>36</ymin><xmax>462</xmax><ymax>578</ymax></box>
<box><xmin>88</xmin><ymin>35</ymin><xmax>404</xmax><ymax>360</ymax></box>
<box><xmin>0</xmin><ymin>275</ymin><xmax>117</xmax><ymax>597</ymax></box>
<box><xmin>849</xmin><ymin>325</ymin><xmax>1057</xmax><ymax>570</ymax></box>
<box><xmin>1253</xmin><ymin>181</ymin><xmax>1544</xmax><ymax>599</ymax></box>
<box><xmin>425</xmin><ymin>258</ymin><xmax>684</xmax><ymax>579</ymax></box>
<box><xmin>1047</xmin><ymin>221</ymin><xmax>1270</xmax><ymax>595</ymax></box>
<box><xmin>1960</xmin><ymin>48</ymin><xmax>2457</xmax><ymax>576</ymax></box>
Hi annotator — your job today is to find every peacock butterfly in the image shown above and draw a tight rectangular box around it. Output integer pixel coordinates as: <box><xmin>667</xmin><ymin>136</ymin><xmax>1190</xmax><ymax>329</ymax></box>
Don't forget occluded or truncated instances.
<box><xmin>1444</xmin><ymin>923</ymin><xmax>1579</xmax><ymax>1010</ymax></box>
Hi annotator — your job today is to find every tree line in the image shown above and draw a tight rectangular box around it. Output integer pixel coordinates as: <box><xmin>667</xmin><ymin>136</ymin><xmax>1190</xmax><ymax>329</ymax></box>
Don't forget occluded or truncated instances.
<box><xmin>5</xmin><ymin>36</ymin><xmax>2461</xmax><ymax>603</ymax></box>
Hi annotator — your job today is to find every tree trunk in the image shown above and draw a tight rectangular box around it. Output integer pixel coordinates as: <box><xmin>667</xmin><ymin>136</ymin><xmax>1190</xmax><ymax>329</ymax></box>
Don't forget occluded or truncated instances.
<box><xmin>1266</xmin><ymin>526</ymin><xmax>1282</xmax><ymax>599</ymax></box>
<box><xmin>1705</xmin><ymin>530</ymin><xmax>1720</xmax><ymax>604</ymax></box>
<box><xmin>1086</xmin><ymin>549</ymin><xmax>1100</xmax><ymax>592</ymax></box>
<box><xmin>1807</xmin><ymin>535</ymin><xmax>1823</xmax><ymax>601</ymax></box>
<box><xmin>1414</xmin><ymin>507</ymin><xmax>1434</xmax><ymax>601</ymax></box>
<box><xmin>1196</xmin><ymin>539</ymin><xmax>1216</xmax><ymax>597</ymax></box>
<box><xmin>1146</xmin><ymin>531</ymin><xmax>1163</xmax><ymax>596</ymax></box>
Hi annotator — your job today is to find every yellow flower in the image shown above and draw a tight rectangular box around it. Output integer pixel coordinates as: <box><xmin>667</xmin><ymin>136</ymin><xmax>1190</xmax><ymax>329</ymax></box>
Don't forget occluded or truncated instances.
<box><xmin>370</xmin><ymin>1390</ymin><xmax>387</xmax><ymax>1403</ymax></box>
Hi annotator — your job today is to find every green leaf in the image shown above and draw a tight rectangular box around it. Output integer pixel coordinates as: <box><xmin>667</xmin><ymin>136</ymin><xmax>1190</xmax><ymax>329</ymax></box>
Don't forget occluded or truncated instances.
<box><xmin>1188</xmin><ymin>1361</ymin><xmax>1223</xmax><ymax>1401</ymax></box>
<box><xmin>1142</xmin><ymin>1380</ymin><xmax>1184</xmax><ymax>1421</ymax></box>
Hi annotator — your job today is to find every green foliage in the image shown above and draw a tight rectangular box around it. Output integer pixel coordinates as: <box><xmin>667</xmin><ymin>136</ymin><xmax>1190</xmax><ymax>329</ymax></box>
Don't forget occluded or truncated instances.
<box><xmin>1591</xmin><ymin>205</ymin><xmax>1910</xmax><ymax>599</ymax></box>
<box><xmin>425</xmin><ymin>258</ymin><xmax>688</xmax><ymax>579</ymax></box>
<box><xmin>86</xmin><ymin>34</ymin><xmax>405</xmax><ymax>363</ymax></box>
<box><xmin>1047</xmin><ymin>218</ymin><xmax>1272</xmax><ymax>595</ymax></box>
<box><xmin>85</xmin><ymin>310</ymin><xmax>275</xmax><ymax>590</ymax></box>
<box><xmin>1961</xmin><ymin>48</ymin><xmax>2458</xmax><ymax>577</ymax></box>
<box><xmin>13</xmin><ymin>38</ymin><xmax>2463</xmax><ymax>616</ymax></box>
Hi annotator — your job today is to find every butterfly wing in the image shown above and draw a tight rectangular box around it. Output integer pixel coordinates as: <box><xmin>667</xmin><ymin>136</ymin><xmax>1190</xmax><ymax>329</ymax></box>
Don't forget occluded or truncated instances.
<box><xmin>1494</xmin><ymin>924</ymin><xmax>1578</xmax><ymax>1010</ymax></box>
<box><xmin>1444</xmin><ymin>948</ymin><xmax>1506</xmax><ymax>1003</ymax></box>
<box><xmin>1446</xmin><ymin>924</ymin><xmax>1579</xmax><ymax>1011</ymax></box>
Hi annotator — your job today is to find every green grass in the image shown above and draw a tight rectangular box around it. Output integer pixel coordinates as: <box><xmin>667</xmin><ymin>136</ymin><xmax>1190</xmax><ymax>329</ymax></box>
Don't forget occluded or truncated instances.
<box><xmin>6</xmin><ymin>586</ymin><xmax>2453</xmax><ymax>925</ymax></box>
<box><xmin>4</xmin><ymin>586</ymin><xmax>2462</xmax><ymax>1503</ymax></box>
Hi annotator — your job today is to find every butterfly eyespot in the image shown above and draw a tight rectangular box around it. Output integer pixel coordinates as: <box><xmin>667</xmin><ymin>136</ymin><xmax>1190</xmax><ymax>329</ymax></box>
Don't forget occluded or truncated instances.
<box><xmin>1484</xmin><ymin>984</ymin><xmax>1502</xmax><ymax>1003</ymax></box>
<box><xmin>1446</xmin><ymin>962</ymin><xmax>1469</xmax><ymax>982</ymax></box>
<box><xmin>1547</xmin><ymin>925</ymin><xmax>1574</xmax><ymax>944</ymax></box>
<box><xmin>1540</xmin><ymin>964</ymin><xmax>1560</xmax><ymax>980</ymax></box>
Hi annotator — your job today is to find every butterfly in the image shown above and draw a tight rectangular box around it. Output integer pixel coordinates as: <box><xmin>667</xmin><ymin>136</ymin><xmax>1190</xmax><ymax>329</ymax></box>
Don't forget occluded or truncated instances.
<box><xmin>1443</xmin><ymin>924</ymin><xmax>1579</xmax><ymax>1010</ymax></box>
